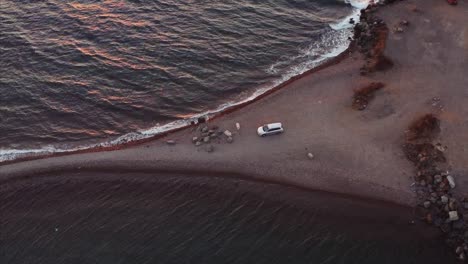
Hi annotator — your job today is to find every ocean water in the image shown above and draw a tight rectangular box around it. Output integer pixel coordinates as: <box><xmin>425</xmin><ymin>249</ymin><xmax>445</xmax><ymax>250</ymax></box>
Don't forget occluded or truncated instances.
<box><xmin>1</xmin><ymin>173</ymin><xmax>455</xmax><ymax>264</ymax></box>
<box><xmin>1</xmin><ymin>0</ymin><xmax>371</xmax><ymax>161</ymax></box>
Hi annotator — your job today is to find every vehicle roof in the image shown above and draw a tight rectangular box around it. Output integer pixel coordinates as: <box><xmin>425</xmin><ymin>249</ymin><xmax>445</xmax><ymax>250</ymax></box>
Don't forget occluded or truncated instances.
<box><xmin>266</xmin><ymin>122</ymin><xmax>282</xmax><ymax>129</ymax></box>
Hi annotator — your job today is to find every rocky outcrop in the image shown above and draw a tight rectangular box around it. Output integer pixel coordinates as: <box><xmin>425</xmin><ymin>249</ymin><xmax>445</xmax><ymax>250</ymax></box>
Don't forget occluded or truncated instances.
<box><xmin>403</xmin><ymin>114</ymin><xmax>467</xmax><ymax>261</ymax></box>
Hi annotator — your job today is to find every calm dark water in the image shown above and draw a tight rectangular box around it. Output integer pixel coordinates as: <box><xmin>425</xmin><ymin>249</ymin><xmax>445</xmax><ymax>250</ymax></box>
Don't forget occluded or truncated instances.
<box><xmin>0</xmin><ymin>173</ymin><xmax>455</xmax><ymax>264</ymax></box>
<box><xmin>0</xmin><ymin>0</ymin><xmax>365</xmax><ymax>161</ymax></box>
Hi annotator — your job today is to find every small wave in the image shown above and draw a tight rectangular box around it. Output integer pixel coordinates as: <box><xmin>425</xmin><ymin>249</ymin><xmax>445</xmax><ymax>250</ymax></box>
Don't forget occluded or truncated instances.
<box><xmin>331</xmin><ymin>0</ymin><xmax>379</xmax><ymax>30</ymax></box>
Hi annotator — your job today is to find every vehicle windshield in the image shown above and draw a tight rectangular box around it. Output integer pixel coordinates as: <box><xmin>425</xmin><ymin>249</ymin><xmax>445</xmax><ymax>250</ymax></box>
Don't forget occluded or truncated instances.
<box><xmin>262</xmin><ymin>125</ymin><xmax>269</xmax><ymax>132</ymax></box>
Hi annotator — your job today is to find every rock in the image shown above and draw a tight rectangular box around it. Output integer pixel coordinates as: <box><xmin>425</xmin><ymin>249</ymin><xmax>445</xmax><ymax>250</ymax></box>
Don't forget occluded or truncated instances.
<box><xmin>224</xmin><ymin>130</ymin><xmax>233</xmax><ymax>137</ymax></box>
<box><xmin>434</xmin><ymin>174</ymin><xmax>442</xmax><ymax>183</ymax></box>
<box><xmin>441</xmin><ymin>223</ymin><xmax>451</xmax><ymax>233</ymax></box>
<box><xmin>435</xmin><ymin>144</ymin><xmax>445</xmax><ymax>152</ymax></box>
<box><xmin>426</xmin><ymin>213</ymin><xmax>433</xmax><ymax>224</ymax></box>
<box><xmin>195</xmin><ymin>141</ymin><xmax>202</xmax><ymax>146</ymax></box>
<box><xmin>423</xmin><ymin>201</ymin><xmax>431</xmax><ymax>208</ymax></box>
<box><xmin>236</xmin><ymin>123</ymin><xmax>240</xmax><ymax>130</ymax></box>
<box><xmin>205</xmin><ymin>145</ymin><xmax>214</xmax><ymax>153</ymax></box>
<box><xmin>449</xmin><ymin>198</ymin><xmax>458</xmax><ymax>210</ymax></box>
<box><xmin>192</xmin><ymin>137</ymin><xmax>199</xmax><ymax>143</ymax></box>
<box><xmin>453</xmin><ymin>219</ymin><xmax>464</xmax><ymax>230</ymax></box>
<box><xmin>227</xmin><ymin>137</ymin><xmax>233</xmax><ymax>144</ymax></box>
<box><xmin>203</xmin><ymin>136</ymin><xmax>210</xmax><ymax>143</ymax></box>
<box><xmin>400</xmin><ymin>20</ymin><xmax>409</xmax><ymax>26</ymax></box>
<box><xmin>394</xmin><ymin>26</ymin><xmax>404</xmax><ymax>33</ymax></box>
<box><xmin>166</xmin><ymin>140</ymin><xmax>176</xmax><ymax>145</ymax></box>
<box><xmin>449</xmin><ymin>211</ymin><xmax>460</xmax><ymax>222</ymax></box>
<box><xmin>210</xmin><ymin>134</ymin><xmax>218</xmax><ymax>139</ymax></box>
<box><xmin>201</xmin><ymin>126</ymin><xmax>209</xmax><ymax>133</ymax></box>
<box><xmin>201</xmin><ymin>132</ymin><xmax>209</xmax><ymax>137</ymax></box>
<box><xmin>441</xmin><ymin>195</ymin><xmax>449</xmax><ymax>204</ymax></box>
<box><xmin>198</xmin><ymin>116</ymin><xmax>207</xmax><ymax>123</ymax></box>
<box><xmin>456</xmin><ymin>246</ymin><xmax>463</xmax><ymax>255</ymax></box>
<box><xmin>307</xmin><ymin>153</ymin><xmax>314</xmax><ymax>160</ymax></box>
<box><xmin>447</xmin><ymin>175</ymin><xmax>456</xmax><ymax>189</ymax></box>
<box><xmin>208</xmin><ymin>129</ymin><xmax>215</xmax><ymax>135</ymax></box>
<box><xmin>433</xmin><ymin>217</ymin><xmax>443</xmax><ymax>227</ymax></box>
<box><xmin>420</xmin><ymin>180</ymin><xmax>426</xmax><ymax>187</ymax></box>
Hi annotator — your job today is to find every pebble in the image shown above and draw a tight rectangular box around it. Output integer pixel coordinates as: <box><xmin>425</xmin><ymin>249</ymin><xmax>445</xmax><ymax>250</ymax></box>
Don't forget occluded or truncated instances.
<box><xmin>423</xmin><ymin>201</ymin><xmax>431</xmax><ymax>208</ymax></box>
<box><xmin>395</xmin><ymin>26</ymin><xmax>404</xmax><ymax>33</ymax></box>
<box><xmin>224</xmin><ymin>130</ymin><xmax>233</xmax><ymax>137</ymax></box>
<box><xmin>449</xmin><ymin>211</ymin><xmax>459</xmax><ymax>222</ymax></box>
<box><xmin>307</xmin><ymin>153</ymin><xmax>314</xmax><ymax>160</ymax></box>
<box><xmin>227</xmin><ymin>137</ymin><xmax>233</xmax><ymax>144</ymax></box>
<box><xmin>447</xmin><ymin>175</ymin><xmax>456</xmax><ymax>189</ymax></box>
<box><xmin>166</xmin><ymin>140</ymin><xmax>176</xmax><ymax>145</ymax></box>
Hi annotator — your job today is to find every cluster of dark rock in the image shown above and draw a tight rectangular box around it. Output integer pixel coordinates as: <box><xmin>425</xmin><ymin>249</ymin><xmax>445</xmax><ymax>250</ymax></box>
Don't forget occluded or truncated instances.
<box><xmin>352</xmin><ymin>82</ymin><xmax>385</xmax><ymax>110</ymax></box>
<box><xmin>403</xmin><ymin>115</ymin><xmax>468</xmax><ymax>261</ymax></box>
<box><xmin>191</xmin><ymin>125</ymin><xmax>234</xmax><ymax>153</ymax></box>
<box><xmin>352</xmin><ymin>4</ymin><xmax>393</xmax><ymax>75</ymax></box>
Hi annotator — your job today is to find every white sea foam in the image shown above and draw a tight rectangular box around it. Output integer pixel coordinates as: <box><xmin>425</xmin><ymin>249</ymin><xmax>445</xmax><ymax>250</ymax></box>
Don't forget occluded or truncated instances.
<box><xmin>0</xmin><ymin>0</ymin><xmax>377</xmax><ymax>163</ymax></box>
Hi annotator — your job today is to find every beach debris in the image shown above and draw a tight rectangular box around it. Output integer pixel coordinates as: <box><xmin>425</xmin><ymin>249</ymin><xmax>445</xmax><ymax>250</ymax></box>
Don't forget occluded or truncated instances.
<box><xmin>236</xmin><ymin>122</ymin><xmax>240</xmax><ymax>131</ymax></box>
<box><xmin>166</xmin><ymin>140</ymin><xmax>176</xmax><ymax>145</ymax></box>
<box><xmin>307</xmin><ymin>153</ymin><xmax>315</xmax><ymax>160</ymax></box>
<box><xmin>224</xmin><ymin>130</ymin><xmax>233</xmax><ymax>137</ymax></box>
<box><xmin>191</xmin><ymin>125</ymin><xmax>236</xmax><ymax>147</ymax></box>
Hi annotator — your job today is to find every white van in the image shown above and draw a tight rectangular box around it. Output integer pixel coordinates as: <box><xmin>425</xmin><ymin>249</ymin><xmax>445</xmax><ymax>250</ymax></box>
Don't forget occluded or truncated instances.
<box><xmin>257</xmin><ymin>123</ymin><xmax>284</xmax><ymax>137</ymax></box>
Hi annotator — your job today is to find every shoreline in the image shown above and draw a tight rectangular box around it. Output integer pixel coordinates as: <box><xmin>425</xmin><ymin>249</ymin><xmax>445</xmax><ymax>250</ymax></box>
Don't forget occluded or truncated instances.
<box><xmin>0</xmin><ymin>38</ymin><xmax>355</xmax><ymax>166</ymax></box>
<box><xmin>1</xmin><ymin>1</ymin><xmax>414</xmax><ymax>207</ymax></box>
<box><xmin>1</xmin><ymin>0</ymin><xmax>467</xmax><ymax>208</ymax></box>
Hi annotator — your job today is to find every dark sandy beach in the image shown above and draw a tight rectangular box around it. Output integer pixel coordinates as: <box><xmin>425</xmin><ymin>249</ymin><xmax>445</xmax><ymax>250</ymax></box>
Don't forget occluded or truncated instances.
<box><xmin>2</xmin><ymin>0</ymin><xmax>467</xmax><ymax>205</ymax></box>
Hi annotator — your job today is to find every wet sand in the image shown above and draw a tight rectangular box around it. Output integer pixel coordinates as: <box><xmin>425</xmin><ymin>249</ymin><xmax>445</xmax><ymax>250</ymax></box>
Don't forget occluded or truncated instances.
<box><xmin>1</xmin><ymin>0</ymin><xmax>467</xmax><ymax>206</ymax></box>
<box><xmin>1</xmin><ymin>172</ymin><xmax>454</xmax><ymax>263</ymax></box>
